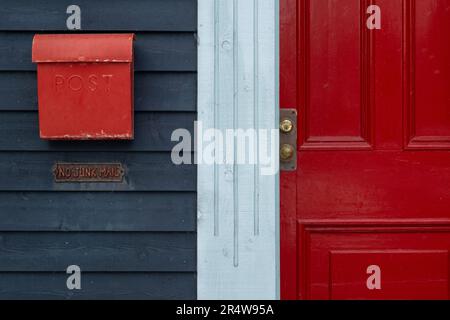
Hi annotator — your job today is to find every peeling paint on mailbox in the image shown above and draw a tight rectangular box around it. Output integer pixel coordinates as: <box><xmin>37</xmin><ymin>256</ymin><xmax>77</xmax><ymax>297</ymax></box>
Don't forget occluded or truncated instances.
<box><xmin>32</xmin><ymin>34</ymin><xmax>135</xmax><ymax>140</ymax></box>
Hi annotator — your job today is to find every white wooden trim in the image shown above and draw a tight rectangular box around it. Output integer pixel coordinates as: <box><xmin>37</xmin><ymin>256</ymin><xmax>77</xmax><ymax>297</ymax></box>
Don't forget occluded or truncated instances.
<box><xmin>198</xmin><ymin>0</ymin><xmax>279</xmax><ymax>300</ymax></box>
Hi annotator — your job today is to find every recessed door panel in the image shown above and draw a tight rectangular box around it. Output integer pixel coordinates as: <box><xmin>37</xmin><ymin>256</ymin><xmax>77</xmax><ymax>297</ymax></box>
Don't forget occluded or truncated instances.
<box><xmin>406</xmin><ymin>0</ymin><xmax>450</xmax><ymax>149</ymax></box>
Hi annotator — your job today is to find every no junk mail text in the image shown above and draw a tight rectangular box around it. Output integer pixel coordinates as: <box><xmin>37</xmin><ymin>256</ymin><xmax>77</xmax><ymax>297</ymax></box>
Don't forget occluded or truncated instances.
<box><xmin>53</xmin><ymin>163</ymin><xmax>125</xmax><ymax>183</ymax></box>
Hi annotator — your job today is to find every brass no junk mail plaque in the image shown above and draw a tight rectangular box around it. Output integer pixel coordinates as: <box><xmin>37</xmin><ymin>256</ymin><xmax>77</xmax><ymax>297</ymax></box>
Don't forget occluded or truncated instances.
<box><xmin>53</xmin><ymin>163</ymin><xmax>125</xmax><ymax>183</ymax></box>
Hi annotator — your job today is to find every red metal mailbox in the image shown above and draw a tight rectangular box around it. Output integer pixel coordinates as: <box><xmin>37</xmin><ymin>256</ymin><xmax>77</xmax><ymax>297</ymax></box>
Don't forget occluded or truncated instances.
<box><xmin>32</xmin><ymin>34</ymin><xmax>135</xmax><ymax>140</ymax></box>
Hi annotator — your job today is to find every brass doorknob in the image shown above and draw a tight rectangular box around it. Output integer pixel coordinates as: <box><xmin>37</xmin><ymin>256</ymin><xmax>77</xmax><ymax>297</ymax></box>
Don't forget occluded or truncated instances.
<box><xmin>280</xmin><ymin>119</ymin><xmax>294</xmax><ymax>134</ymax></box>
<box><xmin>280</xmin><ymin>144</ymin><xmax>295</xmax><ymax>161</ymax></box>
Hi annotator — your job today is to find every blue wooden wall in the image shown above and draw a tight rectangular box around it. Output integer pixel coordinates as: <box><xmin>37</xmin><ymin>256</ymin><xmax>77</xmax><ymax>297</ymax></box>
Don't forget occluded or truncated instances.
<box><xmin>0</xmin><ymin>0</ymin><xmax>197</xmax><ymax>299</ymax></box>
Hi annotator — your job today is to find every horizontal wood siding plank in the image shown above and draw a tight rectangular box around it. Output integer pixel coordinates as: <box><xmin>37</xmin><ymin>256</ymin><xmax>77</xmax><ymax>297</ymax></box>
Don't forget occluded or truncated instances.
<box><xmin>0</xmin><ymin>232</ymin><xmax>196</xmax><ymax>272</ymax></box>
<box><xmin>0</xmin><ymin>32</ymin><xmax>197</xmax><ymax>71</ymax></box>
<box><xmin>134</xmin><ymin>72</ymin><xmax>197</xmax><ymax>112</ymax></box>
<box><xmin>135</xmin><ymin>33</ymin><xmax>197</xmax><ymax>71</ymax></box>
<box><xmin>0</xmin><ymin>152</ymin><xmax>196</xmax><ymax>191</ymax></box>
<box><xmin>0</xmin><ymin>72</ymin><xmax>196</xmax><ymax>111</ymax></box>
<box><xmin>0</xmin><ymin>272</ymin><xmax>196</xmax><ymax>300</ymax></box>
<box><xmin>0</xmin><ymin>0</ymin><xmax>196</xmax><ymax>31</ymax></box>
<box><xmin>0</xmin><ymin>112</ymin><xmax>195</xmax><ymax>151</ymax></box>
<box><xmin>0</xmin><ymin>192</ymin><xmax>196</xmax><ymax>232</ymax></box>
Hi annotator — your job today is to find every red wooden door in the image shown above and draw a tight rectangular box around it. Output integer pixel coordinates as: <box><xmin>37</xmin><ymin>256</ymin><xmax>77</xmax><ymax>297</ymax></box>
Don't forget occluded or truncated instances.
<box><xmin>280</xmin><ymin>0</ymin><xmax>450</xmax><ymax>300</ymax></box>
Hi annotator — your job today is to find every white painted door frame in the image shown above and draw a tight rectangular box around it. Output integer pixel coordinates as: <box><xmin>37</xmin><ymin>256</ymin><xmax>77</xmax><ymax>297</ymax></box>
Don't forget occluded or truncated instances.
<box><xmin>197</xmin><ymin>0</ymin><xmax>279</xmax><ymax>299</ymax></box>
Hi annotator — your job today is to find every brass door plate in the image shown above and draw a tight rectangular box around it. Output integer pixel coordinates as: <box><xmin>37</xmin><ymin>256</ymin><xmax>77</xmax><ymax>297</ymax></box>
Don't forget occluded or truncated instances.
<box><xmin>280</xmin><ymin>109</ymin><xmax>297</xmax><ymax>171</ymax></box>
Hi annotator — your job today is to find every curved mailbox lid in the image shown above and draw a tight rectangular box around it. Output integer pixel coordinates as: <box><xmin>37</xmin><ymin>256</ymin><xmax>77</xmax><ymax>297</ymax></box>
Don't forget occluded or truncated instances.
<box><xmin>32</xmin><ymin>34</ymin><xmax>134</xmax><ymax>63</ymax></box>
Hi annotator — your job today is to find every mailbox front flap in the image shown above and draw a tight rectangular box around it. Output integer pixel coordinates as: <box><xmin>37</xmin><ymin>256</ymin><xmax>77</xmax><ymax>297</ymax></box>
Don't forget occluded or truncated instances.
<box><xmin>32</xmin><ymin>33</ymin><xmax>135</xmax><ymax>140</ymax></box>
<box><xmin>32</xmin><ymin>34</ymin><xmax>134</xmax><ymax>63</ymax></box>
